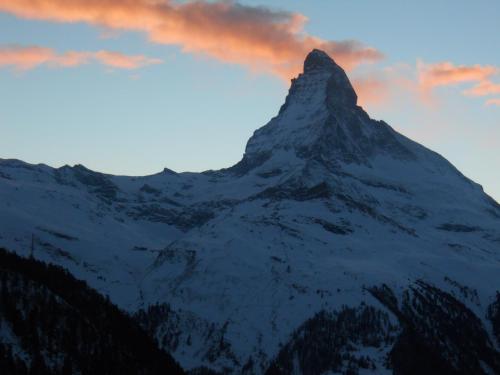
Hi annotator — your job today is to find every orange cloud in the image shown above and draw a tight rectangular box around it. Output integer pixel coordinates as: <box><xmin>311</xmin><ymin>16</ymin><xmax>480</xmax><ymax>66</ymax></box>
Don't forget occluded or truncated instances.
<box><xmin>0</xmin><ymin>0</ymin><xmax>382</xmax><ymax>79</ymax></box>
<box><xmin>418</xmin><ymin>60</ymin><xmax>497</xmax><ymax>90</ymax></box>
<box><xmin>0</xmin><ymin>45</ymin><xmax>162</xmax><ymax>70</ymax></box>
<box><xmin>352</xmin><ymin>76</ymin><xmax>390</xmax><ymax>107</ymax></box>
<box><xmin>464</xmin><ymin>80</ymin><xmax>500</xmax><ymax>97</ymax></box>
<box><xmin>486</xmin><ymin>98</ymin><xmax>500</xmax><ymax>106</ymax></box>
<box><xmin>93</xmin><ymin>50</ymin><xmax>162</xmax><ymax>69</ymax></box>
<box><xmin>0</xmin><ymin>45</ymin><xmax>57</xmax><ymax>70</ymax></box>
<box><xmin>416</xmin><ymin>60</ymin><xmax>500</xmax><ymax>106</ymax></box>
<box><xmin>350</xmin><ymin>63</ymin><xmax>418</xmax><ymax>108</ymax></box>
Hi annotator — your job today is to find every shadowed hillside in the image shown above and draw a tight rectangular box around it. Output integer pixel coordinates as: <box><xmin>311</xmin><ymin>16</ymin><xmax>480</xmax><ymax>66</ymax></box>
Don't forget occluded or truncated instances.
<box><xmin>0</xmin><ymin>248</ymin><xmax>185</xmax><ymax>375</ymax></box>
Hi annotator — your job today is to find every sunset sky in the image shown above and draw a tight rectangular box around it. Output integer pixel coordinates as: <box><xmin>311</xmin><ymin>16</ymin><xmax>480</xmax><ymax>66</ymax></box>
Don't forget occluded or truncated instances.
<box><xmin>0</xmin><ymin>0</ymin><xmax>499</xmax><ymax>201</ymax></box>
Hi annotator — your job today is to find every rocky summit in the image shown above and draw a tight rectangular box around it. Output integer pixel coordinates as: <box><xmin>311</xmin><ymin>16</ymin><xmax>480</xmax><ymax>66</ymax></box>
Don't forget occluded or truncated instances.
<box><xmin>1</xmin><ymin>50</ymin><xmax>499</xmax><ymax>374</ymax></box>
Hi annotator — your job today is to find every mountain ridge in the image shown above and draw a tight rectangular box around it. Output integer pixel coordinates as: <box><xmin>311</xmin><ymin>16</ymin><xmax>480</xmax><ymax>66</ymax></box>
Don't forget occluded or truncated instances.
<box><xmin>0</xmin><ymin>49</ymin><xmax>499</xmax><ymax>374</ymax></box>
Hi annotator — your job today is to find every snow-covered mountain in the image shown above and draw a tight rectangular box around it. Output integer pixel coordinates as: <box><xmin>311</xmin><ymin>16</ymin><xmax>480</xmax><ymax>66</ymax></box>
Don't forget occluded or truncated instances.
<box><xmin>1</xmin><ymin>49</ymin><xmax>499</xmax><ymax>374</ymax></box>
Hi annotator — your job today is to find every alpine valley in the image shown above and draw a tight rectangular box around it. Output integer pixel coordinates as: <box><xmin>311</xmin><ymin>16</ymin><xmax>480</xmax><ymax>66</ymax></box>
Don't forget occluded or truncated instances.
<box><xmin>1</xmin><ymin>50</ymin><xmax>500</xmax><ymax>375</ymax></box>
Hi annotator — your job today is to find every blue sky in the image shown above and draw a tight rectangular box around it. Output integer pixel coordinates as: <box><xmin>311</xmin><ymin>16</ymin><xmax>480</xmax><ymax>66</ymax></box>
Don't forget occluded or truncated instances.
<box><xmin>0</xmin><ymin>0</ymin><xmax>499</xmax><ymax>201</ymax></box>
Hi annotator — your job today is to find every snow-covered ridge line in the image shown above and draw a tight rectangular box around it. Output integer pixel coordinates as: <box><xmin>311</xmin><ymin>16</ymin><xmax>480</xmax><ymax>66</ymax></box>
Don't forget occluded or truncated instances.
<box><xmin>1</xmin><ymin>49</ymin><xmax>499</xmax><ymax>374</ymax></box>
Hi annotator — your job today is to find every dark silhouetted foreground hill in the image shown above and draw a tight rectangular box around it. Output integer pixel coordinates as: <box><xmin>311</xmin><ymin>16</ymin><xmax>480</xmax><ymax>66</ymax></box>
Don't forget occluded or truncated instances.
<box><xmin>0</xmin><ymin>248</ymin><xmax>184</xmax><ymax>375</ymax></box>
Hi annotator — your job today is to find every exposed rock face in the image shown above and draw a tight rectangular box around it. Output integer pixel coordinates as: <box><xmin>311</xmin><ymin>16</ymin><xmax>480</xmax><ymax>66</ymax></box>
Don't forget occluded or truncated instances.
<box><xmin>303</xmin><ymin>48</ymin><xmax>359</xmax><ymax>110</ymax></box>
<box><xmin>240</xmin><ymin>49</ymin><xmax>414</xmax><ymax>171</ymax></box>
<box><xmin>0</xmin><ymin>50</ymin><xmax>499</xmax><ymax>374</ymax></box>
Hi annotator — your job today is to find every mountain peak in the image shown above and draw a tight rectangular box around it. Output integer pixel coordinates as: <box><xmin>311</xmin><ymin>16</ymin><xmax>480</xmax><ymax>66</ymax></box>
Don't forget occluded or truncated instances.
<box><xmin>303</xmin><ymin>49</ymin><xmax>338</xmax><ymax>73</ymax></box>
<box><xmin>299</xmin><ymin>49</ymin><xmax>358</xmax><ymax>108</ymax></box>
<box><xmin>233</xmin><ymin>49</ymin><xmax>415</xmax><ymax>174</ymax></box>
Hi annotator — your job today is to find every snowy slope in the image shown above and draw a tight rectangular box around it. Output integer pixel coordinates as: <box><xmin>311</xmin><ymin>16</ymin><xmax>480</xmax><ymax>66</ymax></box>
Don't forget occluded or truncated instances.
<box><xmin>1</xmin><ymin>49</ymin><xmax>499</xmax><ymax>374</ymax></box>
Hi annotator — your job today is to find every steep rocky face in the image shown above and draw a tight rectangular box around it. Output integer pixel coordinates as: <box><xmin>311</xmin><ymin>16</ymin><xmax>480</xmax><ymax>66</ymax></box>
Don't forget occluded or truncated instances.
<box><xmin>0</xmin><ymin>50</ymin><xmax>499</xmax><ymax>374</ymax></box>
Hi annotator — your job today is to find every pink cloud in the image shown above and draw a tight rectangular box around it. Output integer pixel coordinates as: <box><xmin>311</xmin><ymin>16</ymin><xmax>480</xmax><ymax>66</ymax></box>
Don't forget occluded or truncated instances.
<box><xmin>0</xmin><ymin>45</ymin><xmax>57</xmax><ymax>70</ymax></box>
<box><xmin>93</xmin><ymin>50</ymin><xmax>162</xmax><ymax>69</ymax></box>
<box><xmin>350</xmin><ymin>63</ymin><xmax>418</xmax><ymax>108</ymax></box>
<box><xmin>0</xmin><ymin>0</ymin><xmax>382</xmax><ymax>79</ymax></box>
<box><xmin>417</xmin><ymin>60</ymin><xmax>500</xmax><ymax>106</ymax></box>
<box><xmin>417</xmin><ymin>60</ymin><xmax>497</xmax><ymax>89</ymax></box>
<box><xmin>486</xmin><ymin>98</ymin><xmax>500</xmax><ymax>107</ymax></box>
<box><xmin>0</xmin><ymin>45</ymin><xmax>162</xmax><ymax>71</ymax></box>
<box><xmin>352</xmin><ymin>76</ymin><xmax>390</xmax><ymax>107</ymax></box>
<box><xmin>464</xmin><ymin>80</ymin><xmax>500</xmax><ymax>97</ymax></box>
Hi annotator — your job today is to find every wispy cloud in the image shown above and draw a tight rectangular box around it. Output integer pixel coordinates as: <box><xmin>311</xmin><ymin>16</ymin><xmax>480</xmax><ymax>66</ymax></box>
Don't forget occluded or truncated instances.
<box><xmin>464</xmin><ymin>80</ymin><xmax>500</xmax><ymax>97</ymax></box>
<box><xmin>92</xmin><ymin>50</ymin><xmax>162</xmax><ymax>70</ymax></box>
<box><xmin>352</xmin><ymin>76</ymin><xmax>390</xmax><ymax>107</ymax></box>
<box><xmin>417</xmin><ymin>61</ymin><xmax>497</xmax><ymax>89</ymax></box>
<box><xmin>350</xmin><ymin>63</ymin><xmax>417</xmax><ymax>108</ymax></box>
<box><xmin>417</xmin><ymin>60</ymin><xmax>500</xmax><ymax>106</ymax></box>
<box><xmin>3</xmin><ymin>1</ymin><xmax>497</xmax><ymax>110</ymax></box>
<box><xmin>0</xmin><ymin>45</ymin><xmax>162</xmax><ymax>71</ymax></box>
<box><xmin>0</xmin><ymin>0</ymin><xmax>382</xmax><ymax>78</ymax></box>
<box><xmin>486</xmin><ymin>98</ymin><xmax>500</xmax><ymax>107</ymax></box>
